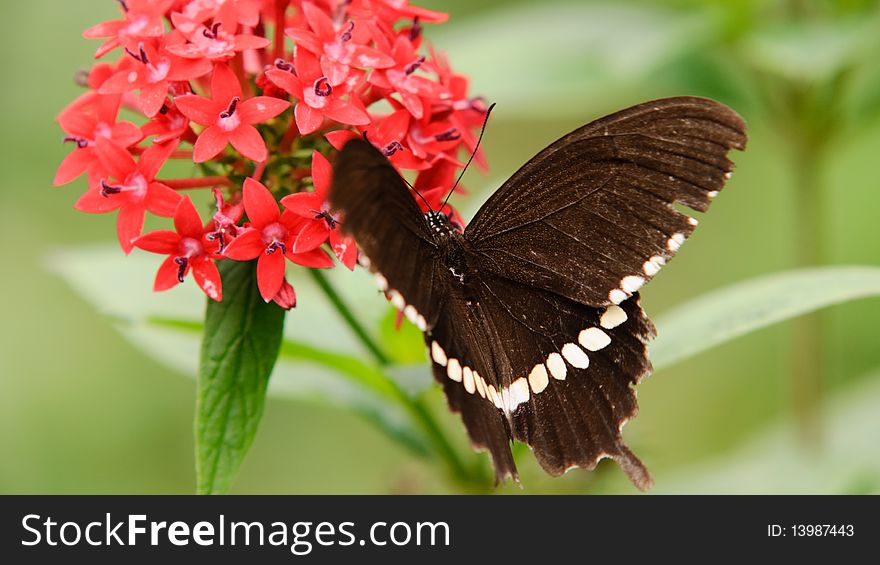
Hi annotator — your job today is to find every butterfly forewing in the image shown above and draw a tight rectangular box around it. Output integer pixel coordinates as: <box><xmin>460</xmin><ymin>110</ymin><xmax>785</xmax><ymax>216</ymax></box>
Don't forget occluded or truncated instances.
<box><xmin>465</xmin><ymin>96</ymin><xmax>747</xmax><ymax>308</ymax></box>
<box><xmin>329</xmin><ymin>139</ymin><xmax>446</xmax><ymax>328</ymax></box>
<box><xmin>329</xmin><ymin>97</ymin><xmax>747</xmax><ymax>489</ymax></box>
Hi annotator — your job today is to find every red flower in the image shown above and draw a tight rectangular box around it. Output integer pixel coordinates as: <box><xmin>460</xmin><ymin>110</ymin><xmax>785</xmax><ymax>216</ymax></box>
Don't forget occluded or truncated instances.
<box><xmin>83</xmin><ymin>0</ymin><xmax>176</xmax><ymax>59</ymax></box>
<box><xmin>281</xmin><ymin>151</ymin><xmax>358</xmax><ymax>269</ymax></box>
<box><xmin>406</xmin><ymin>118</ymin><xmax>466</xmax><ymax>168</ymax></box>
<box><xmin>98</xmin><ymin>37</ymin><xmax>213</xmax><ymax>116</ymax></box>
<box><xmin>133</xmin><ymin>196</ymin><xmax>223</xmax><ymax>301</ymax></box>
<box><xmin>223</xmin><ymin>178</ymin><xmax>331</xmax><ymax>301</ymax></box>
<box><xmin>286</xmin><ymin>3</ymin><xmax>395</xmax><ymax>85</ymax></box>
<box><xmin>75</xmin><ymin>140</ymin><xmax>182</xmax><ymax>253</ymax></box>
<box><xmin>57</xmin><ymin>0</ymin><xmax>486</xmax><ymax>309</ymax></box>
<box><xmin>326</xmin><ymin>108</ymin><xmax>426</xmax><ymax>170</ymax></box>
<box><xmin>430</xmin><ymin>46</ymin><xmax>489</xmax><ymax>170</ymax></box>
<box><xmin>175</xmin><ymin>63</ymin><xmax>290</xmax><ymax>162</ymax></box>
<box><xmin>140</xmin><ymin>98</ymin><xmax>193</xmax><ymax>143</ymax></box>
<box><xmin>272</xmin><ymin>278</ymin><xmax>297</xmax><ymax>310</ymax></box>
<box><xmin>165</xmin><ymin>22</ymin><xmax>270</xmax><ymax>62</ymax></box>
<box><xmin>206</xmin><ymin>187</ymin><xmax>244</xmax><ymax>253</ymax></box>
<box><xmin>54</xmin><ymin>94</ymin><xmax>143</xmax><ymax>186</ymax></box>
<box><xmin>369</xmin><ymin>36</ymin><xmax>449</xmax><ymax>120</ymax></box>
<box><xmin>267</xmin><ymin>47</ymin><xmax>370</xmax><ymax>134</ymax></box>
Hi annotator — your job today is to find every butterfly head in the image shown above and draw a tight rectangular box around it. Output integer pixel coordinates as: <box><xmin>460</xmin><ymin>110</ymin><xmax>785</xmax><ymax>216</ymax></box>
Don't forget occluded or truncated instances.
<box><xmin>425</xmin><ymin>210</ymin><xmax>463</xmax><ymax>237</ymax></box>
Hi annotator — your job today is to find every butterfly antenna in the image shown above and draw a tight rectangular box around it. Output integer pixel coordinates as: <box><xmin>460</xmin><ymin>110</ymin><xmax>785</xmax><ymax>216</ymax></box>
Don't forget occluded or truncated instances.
<box><xmin>364</xmin><ymin>130</ymin><xmax>435</xmax><ymax>212</ymax></box>
<box><xmin>405</xmin><ymin>176</ymin><xmax>435</xmax><ymax>213</ymax></box>
<box><xmin>440</xmin><ymin>102</ymin><xmax>496</xmax><ymax>213</ymax></box>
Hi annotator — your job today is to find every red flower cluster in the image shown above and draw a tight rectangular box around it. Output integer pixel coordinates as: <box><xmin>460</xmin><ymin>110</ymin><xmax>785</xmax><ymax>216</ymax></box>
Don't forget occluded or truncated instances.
<box><xmin>56</xmin><ymin>0</ymin><xmax>486</xmax><ymax>305</ymax></box>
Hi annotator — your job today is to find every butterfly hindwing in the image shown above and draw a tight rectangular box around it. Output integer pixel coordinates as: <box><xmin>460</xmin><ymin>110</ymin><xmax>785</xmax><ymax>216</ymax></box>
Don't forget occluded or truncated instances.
<box><xmin>473</xmin><ymin>272</ymin><xmax>655</xmax><ymax>487</ymax></box>
<box><xmin>465</xmin><ymin>96</ymin><xmax>747</xmax><ymax>308</ymax></box>
<box><xmin>425</xmin><ymin>288</ymin><xmax>518</xmax><ymax>480</ymax></box>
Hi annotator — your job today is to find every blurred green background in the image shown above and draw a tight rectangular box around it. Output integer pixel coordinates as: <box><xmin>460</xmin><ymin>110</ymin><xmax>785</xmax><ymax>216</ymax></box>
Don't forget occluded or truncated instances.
<box><xmin>2</xmin><ymin>0</ymin><xmax>879</xmax><ymax>494</ymax></box>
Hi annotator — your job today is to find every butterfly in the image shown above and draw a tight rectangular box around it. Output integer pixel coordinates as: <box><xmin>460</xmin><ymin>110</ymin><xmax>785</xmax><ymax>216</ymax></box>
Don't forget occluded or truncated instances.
<box><xmin>328</xmin><ymin>96</ymin><xmax>747</xmax><ymax>489</ymax></box>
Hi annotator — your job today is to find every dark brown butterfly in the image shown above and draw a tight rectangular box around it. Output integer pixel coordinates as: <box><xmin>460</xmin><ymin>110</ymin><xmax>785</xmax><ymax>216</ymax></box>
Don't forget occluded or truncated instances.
<box><xmin>328</xmin><ymin>97</ymin><xmax>747</xmax><ymax>489</ymax></box>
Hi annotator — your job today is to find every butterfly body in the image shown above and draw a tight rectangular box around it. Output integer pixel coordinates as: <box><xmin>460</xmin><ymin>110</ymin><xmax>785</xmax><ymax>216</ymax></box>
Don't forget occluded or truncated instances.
<box><xmin>329</xmin><ymin>97</ymin><xmax>747</xmax><ymax>489</ymax></box>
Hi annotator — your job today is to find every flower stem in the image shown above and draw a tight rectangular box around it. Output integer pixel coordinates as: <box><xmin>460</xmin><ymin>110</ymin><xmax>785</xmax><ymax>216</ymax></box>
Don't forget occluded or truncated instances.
<box><xmin>308</xmin><ymin>268</ymin><xmax>390</xmax><ymax>365</ymax></box>
<box><xmin>307</xmin><ymin>268</ymin><xmax>485</xmax><ymax>489</ymax></box>
<box><xmin>274</xmin><ymin>1</ymin><xmax>289</xmax><ymax>60</ymax></box>
<box><xmin>162</xmin><ymin>176</ymin><xmax>233</xmax><ymax>189</ymax></box>
<box><xmin>789</xmin><ymin>140</ymin><xmax>825</xmax><ymax>445</ymax></box>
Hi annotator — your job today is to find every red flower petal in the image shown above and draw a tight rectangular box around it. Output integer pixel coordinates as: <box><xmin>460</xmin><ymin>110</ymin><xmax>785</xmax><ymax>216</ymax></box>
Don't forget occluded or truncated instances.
<box><xmin>98</xmin><ymin>69</ymin><xmax>146</xmax><ymax>94</ymax></box>
<box><xmin>139</xmin><ymin>140</ymin><xmax>179</xmax><ymax>180</ymax></box>
<box><xmin>294</xmin><ymin>103</ymin><xmax>323</xmax><ymax>134</ymax></box>
<box><xmin>321</xmin><ymin>57</ymin><xmax>349</xmax><ymax>86</ymax></box>
<box><xmin>154</xmin><ymin>256</ymin><xmax>182</xmax><ymax>291</ymax></box>
<box><xmin>175</xmin><ymin>94</ymin><xmax>222</xmax><ymax>125</ymax></box>
<box><xmin>302</xmin><ymin>2</ymin><xmax>336</xmax><ymax>40</ymax></box>
<box><xmin>82</xmin><ymin>20</ymin><xmax>123</xmax><ymax>39</ymax></box>
<box><xmin>75</xmin><ymin>187</ymin><xmax>122</xmax><ymax>214</ymax></box>
<box><xmin>228</xmin><ymin>124</ymin><xmax>267</xmax><ymax>162</ymax></box>
<box><xmin>233</xmin><ymin>34</ymin><xmax>271</xmax><ymax>51</ymax></box>
<box><xmin>350</xmin><ymin>45</ymin><xmax>396</xmax><ymax>69</ymax></box>
<box><xmin>145</xmin><ymin>182</ymin><xmax>183</xmax><ymax>217</ymax></box>
<box><xmin>284</xmin><ymin>28</ymin><xmax>321</xmax><ymax>55</ymax></box>
<box><xmin>223</xmin><ymin>229</ymin><xmax>263</xmax><ymax>260</ymax></box>
<box><xmin>399</xmin><ymin>91</ymin><xmax>424</xmax><ymax>120</ymax></box>
<box><xmin>242</xmin><ymin>177</ymin><xmax>280</xmax><ymax>226</ymax></box>
<box><xmin>294</xmin><ymin>45</ymin><xmax>322</xmax><ymax>79</ymax></box>
<box><xmin>272</xmin><ymin>279</ymin><xmax>296</xmax><ymax>310</ymax></box>
<box><xmin>173</xmin><ymin>196</ymin><xmax>204</xmax><ymax>237</ymax></box>
<box><xmin>266</xmin><ymin>68</ymin><xmax>302</xmax><ymax>98</ymax></box>
<box><xmin>330</xmin><ymin>230</ymin><xmax>358</xmax><ymax>270</ymax></box>
<box><xmin>310</xmin><ymin>150</ymin><xmax>333</xmax><ymax>197</ymax></box>
<box><xmin>377</xmin><ymin>109</ymin><xmax>411</xmax><ymax>142</ymax></box>
<box><xmin>211</xmin><ymin>63</ymin><xmax>243</xmax><ymax>105</ymax></box>
<box><xmin>54</xmin><ymin>148</ymin><xmax>93</xmax><ymax>186</ymax></box>
<box><xmin>291</xmin><ymin>220</ymin><xmax>329</xmax><ymax>253</ymax></box>
<box><xmin>323</xmin><ymin>100</ymin><xmax>371</xmax><ymax>127</ymax></box>
<box><xmin>133</xmin><ymin>230</ymin><xmax>180</xmax><ymax>254</ymax></box>
<box><xmin>238</xmin><ymin>96</ymin><xmax>290</xmax><ymax>124</ymax></box>
<box><xmin>95</xmin><ymin>139</ymin><xmax>137</xmax><ymax>181</ymax></box>
<box><xmin>110</xmin><ymin>121</ymin><xmax>144</xmax><ymax>147</ymax></box>
<box><xmin>117</xmin><ymin>203</ymin><xmax>146</xmax><ymax>254</ymax></box>
<box><xmin>139</xmin><ymin>82</ymin><xmax>169</xmax><ymax>117</ymax></box>
<box><xmin>191</xmin><ymin>258</ymin><xmax>222</xmax><ymax>301</ymax></box>
<box><xmin>288</xmin><ymin>247</ymin><xmax>334</xmax><ymax>269</ymax></box>
<box><xmin>257</xmin><ymin>251</ymin><xmax>286</xmax><ymax>302</ymax></box>
<box><xmin>167</xmin><ymin>57</ymin><xmax>213</xmax><ymax>82</ymax></box>
<box><xmin>325</xmin><ymin>129</ymin><xmax>358</xmax><ymax>150</ymax></box>
<box><xmin>193</xmin><ymin>125</ymin><xmax>229</xmax><ymax>163</ymax></box>
<box><xmin>280</xmin><ymin>192</ymin><xmax>324</xmax><ymax>217</ymax></box>
<box><xmin>58</xmin><ymin>110</ymin><xmax>97</xmax><ymax>138</ymax></box>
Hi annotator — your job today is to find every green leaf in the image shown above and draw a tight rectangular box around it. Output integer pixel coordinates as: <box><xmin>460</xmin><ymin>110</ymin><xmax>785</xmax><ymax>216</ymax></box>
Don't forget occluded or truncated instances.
<box><xmin>47</xmin><ymin>246</ymin><xmax>431</xmax><ymax>459</ymax></box>
<box><xmin>651</xmin><ymin>267</ymin><xmax>880</xmax><ymax>370</ymax></box>
<box><xmin>196</xmin><ymin>259</ymin><xmax>285</xmax><ymax>494</ymax></box>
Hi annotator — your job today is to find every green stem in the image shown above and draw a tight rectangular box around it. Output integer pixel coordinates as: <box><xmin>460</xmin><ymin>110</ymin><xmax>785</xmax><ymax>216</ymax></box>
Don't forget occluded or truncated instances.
<box><xmin>308</xmin><ymin>268</ymin><xmax>390</xmax><ymax>365</ymax></box>
<box><xmin>308</xmin><ymin>268</ymin><xmax>486</xmax><ymax>489</ymax></box>
<box><xmin>790</xmin><ymin>140</ymin><xmax>825</xmax><ymax>445</ymax></box>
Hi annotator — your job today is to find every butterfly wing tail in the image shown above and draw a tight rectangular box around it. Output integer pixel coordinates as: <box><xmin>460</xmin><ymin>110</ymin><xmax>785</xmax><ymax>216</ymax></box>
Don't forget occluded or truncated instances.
<box><xmin>613</xmin><ymin>445</ymin><xmax>653</xmax><ymax>491</ymax></box>
<box><xmin>430</xmin><ymin>362</ymin><xmax>519</xmax><ymax>484</ymax></box>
